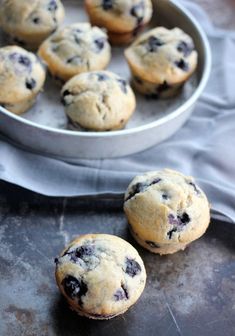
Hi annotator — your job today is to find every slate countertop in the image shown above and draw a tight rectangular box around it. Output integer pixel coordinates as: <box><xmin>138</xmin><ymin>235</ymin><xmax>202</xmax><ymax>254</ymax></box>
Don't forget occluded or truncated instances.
<box><xmin>1</xmin><ymin>1</ymin><xmax>235</xmax><ymax>335</ymax></box>
<box><xmin>0</xmin><ymin>181</ymin><xmax>235</xmax><ymax>336</ymax></box>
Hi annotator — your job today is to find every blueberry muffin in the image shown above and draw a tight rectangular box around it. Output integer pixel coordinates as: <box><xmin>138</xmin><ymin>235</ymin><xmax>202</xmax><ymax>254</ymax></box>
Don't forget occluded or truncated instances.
<box><xmin>61</xmin><ymin>70</ymin><xmax>136</xmax><ymax>131</ymax></box>
<box><xmin>124</xmin><ymin>169</ymin><xmax>210</xmax><ymax>255</ymax></box>
<box><xmin>55</xmin><ymin>234</ymin><xmax>146</xmax><ymax>319</ymax></box>
<box><xmin>38</xmin><ymin>23</ymin><xmax>111</xmax><ymax>83</ymax></box>
<box><xmin>0</xmin><ymin>46</ymin><xmax>46</xmax><ymax>115</ymax></box>
<box><xmin>85</xmin><ymin>0</ymin><xmax>153</xmax><ymax>45</ymax></box>
<box><xmin>125</xmin><ymin>27</ymin><xmax>198</xmax><ymax>98</ymax></box>
<box><xmin>0</xmin><ymin>0</ymin><xmax>65</xmax><ymax>49</ymax></box>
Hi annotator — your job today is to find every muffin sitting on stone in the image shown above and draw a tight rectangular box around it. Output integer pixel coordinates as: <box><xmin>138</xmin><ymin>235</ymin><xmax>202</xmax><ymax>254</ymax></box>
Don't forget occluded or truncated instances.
<box><xmin>38</xmin><ymin>23</ymin><xmax>111</xmax><ymax>83</ymax></box>
<box><xmin>61</xmin><ymin>70</ymin><xmax>136</xmax><ymax>131</ymax></box>
<box><xmin>0</xmin><ymin>46</ymin><xmax>46</xmax><ymax>115</ymax></box>
<box><xmin>124</xmin><ymin>169</ymin><xmax>210</xmax><ymax>255</ymax></box>
<box><xmin>0</xmin><ymin>0</ymin><xmax>65</xmax><ymax>49</ymax></box>
<box><xmin>55</xmin><ymin>234</ymin><xmax>146</xmax><ymax>319</ymax></box>
<box><xmin>85</xmin><ymin>0</ymin><xmax>153</xmax><ymax>45</ymax></box>
<box><xmin>125</xmin><ymin>27</ymin><xmax>198</xmax><ymax>98</ymax></box>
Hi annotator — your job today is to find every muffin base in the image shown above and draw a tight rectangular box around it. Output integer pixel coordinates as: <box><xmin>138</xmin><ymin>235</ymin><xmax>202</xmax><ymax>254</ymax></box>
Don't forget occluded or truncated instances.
<box><xmin>130</xmin><ymin>227</ymin><xmax>188</xmax><ymax>255</ymax></box>
<box><xmin>1</xmin><ymin>96</ymin><xmax>37</xmax><ymax>115</ymax></box>
<box><xmin>69</xmin><ymin>303</ymin><xmax>128</xmax><ymax>320</ymax></box>
<box><xmin>67</xmin><ymin>115</ymin><xmax>129</xmax><ymax>132</ymax></box>
<box><xmin>108</xmin><ymin>26</ymin><xmax>145</xmax><ymax>46</ymax></box>
<box><xmin>131</xmin><ymin>75</ymin><xmax>183</xmax><ymax>99</ymax></box>
<box><xmin>9</xmin><ymin>33</ymin><xmax>54</xmax><ymax>51</ymax></box>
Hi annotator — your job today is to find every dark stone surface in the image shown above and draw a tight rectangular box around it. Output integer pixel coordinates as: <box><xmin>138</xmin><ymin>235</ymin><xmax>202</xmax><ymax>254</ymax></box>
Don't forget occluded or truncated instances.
<box><xmin>0</xmin><ymin>181</ymin><xmax>235</xmax><ymax>336</ymax></box>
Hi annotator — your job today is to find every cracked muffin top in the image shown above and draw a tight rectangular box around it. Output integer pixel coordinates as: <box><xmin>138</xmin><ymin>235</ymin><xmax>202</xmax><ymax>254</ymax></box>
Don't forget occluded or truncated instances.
<box><xmin>61</xmin><ymin>70</ymin><xmax>136</xmax><ymax>131</ymax></box>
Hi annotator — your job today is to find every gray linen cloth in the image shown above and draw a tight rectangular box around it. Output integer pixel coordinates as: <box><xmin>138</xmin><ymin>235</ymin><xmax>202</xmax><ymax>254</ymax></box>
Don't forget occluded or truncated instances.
<box><xmin>0</xmin><ymin>1</ymin><xmax>234</xmax><ymax>223</ymax></box>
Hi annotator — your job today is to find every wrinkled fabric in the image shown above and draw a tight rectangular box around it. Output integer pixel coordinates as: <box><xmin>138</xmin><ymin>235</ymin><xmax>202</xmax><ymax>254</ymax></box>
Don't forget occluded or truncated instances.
<box><xmin>0</xmin><ymin>1</ymin><xmax>234</xmax><ymax>223</ymax></box>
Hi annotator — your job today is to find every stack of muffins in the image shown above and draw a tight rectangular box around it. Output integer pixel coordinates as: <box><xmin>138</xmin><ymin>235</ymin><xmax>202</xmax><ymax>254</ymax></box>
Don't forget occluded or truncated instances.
<box><xmin>0</xmin><ymin>0</ymin><xmax>198</xmax><ymax>131</ymax></box>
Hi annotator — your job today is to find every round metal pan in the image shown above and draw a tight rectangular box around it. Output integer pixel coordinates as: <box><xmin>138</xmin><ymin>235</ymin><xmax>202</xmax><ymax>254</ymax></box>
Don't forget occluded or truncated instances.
<box><xmin>0</xmin><ymin>0</ymin><xmax>211</xmax><ymax>161</ymax></box>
